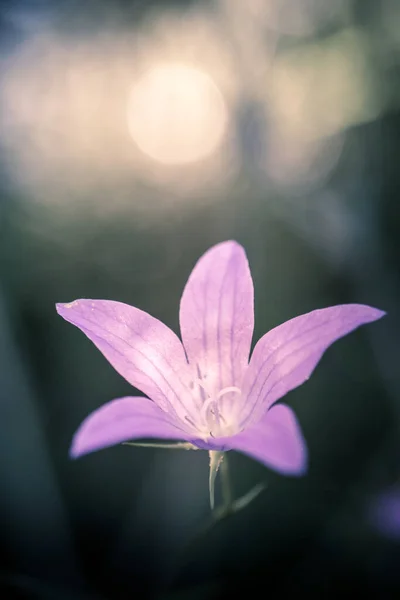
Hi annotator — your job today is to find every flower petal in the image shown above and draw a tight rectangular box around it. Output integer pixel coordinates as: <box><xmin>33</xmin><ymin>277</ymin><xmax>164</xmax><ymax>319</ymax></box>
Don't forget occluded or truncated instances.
<box><xmin>70</xmin><ymin>396</ymin><xmax>188</xmax><ymax>458</ymax></box>
<box><xmin>56</xmin><ymin>300</ymin><xmax>196</xmax><ymax>424</ymax></box>
<box><xmin>179</xmin><ymin>241</ymin><xmax>254</xmax><ymax>395</ymax></box>
<box><xmin>228</xmin><ymin>404</ymin><xmax>307</xmax><ymax>474</ymax></box>
<box><xmin>241</xmin><ymin>304</ymin><xmax>385</xmax><ymax>425</ymax></box>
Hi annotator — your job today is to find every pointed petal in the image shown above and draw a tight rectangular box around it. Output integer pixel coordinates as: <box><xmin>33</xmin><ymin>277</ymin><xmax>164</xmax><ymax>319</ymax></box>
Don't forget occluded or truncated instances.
<box><xmin>70</xmin><ymin>396</ymin><xmax>189</xmax><ymax>458</ymax></box>
<box><xmin>56</xmin><ymin>300</ymin><xmax>196</xmax><ymax>423</ymax></box>
<box><xmin>229</xmin><ymin>404</ymin><xmax>307</xmax><ymax>475</ymax></box>
<box><xmin>179</xmin><ymin>241</ymin><xmax>254</xmax><ymax>394</ymax></box>
<box><xmin>241</xmin><ymin>304</ymin><xmax>385</xmax><ymax>425</ymax></box>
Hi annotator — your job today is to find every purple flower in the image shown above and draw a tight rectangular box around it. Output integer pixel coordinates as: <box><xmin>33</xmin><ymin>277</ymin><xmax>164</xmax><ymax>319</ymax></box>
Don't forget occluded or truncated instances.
<box><xmin>57</xmin><ymin>241</ymin><xmax>384</xmax><ymax>475</ymax></box>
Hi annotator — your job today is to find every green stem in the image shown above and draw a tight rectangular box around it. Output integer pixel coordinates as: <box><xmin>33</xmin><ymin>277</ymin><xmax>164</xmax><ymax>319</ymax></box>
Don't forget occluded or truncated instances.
<box><xmin>219</xmin><ymin>453</ymin><xmax>232</xmax><ymax>510</ymax></box>
<box><xmin>208</xmin><ymin>450</ymin><xmax>224</xmax><ymax>510</ymax></box>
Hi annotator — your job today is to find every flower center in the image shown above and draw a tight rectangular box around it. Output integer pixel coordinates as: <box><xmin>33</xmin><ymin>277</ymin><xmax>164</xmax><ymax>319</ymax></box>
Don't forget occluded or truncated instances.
<box><xmin>190</xmin><ymin>379</ymin><xmax>242</xmax><ymax>438</ymax></box>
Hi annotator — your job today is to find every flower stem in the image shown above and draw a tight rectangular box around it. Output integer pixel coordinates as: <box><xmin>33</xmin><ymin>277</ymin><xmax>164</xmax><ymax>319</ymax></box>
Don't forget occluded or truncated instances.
<box><xmin>208</xmin><ymin>450</ymin><xmax>224</xmax><ymax>510</ymax></box>
<box><xmin>220</xmin><ymin>453</ymin><xmax>232</xmax><ymax>511</ymax></box>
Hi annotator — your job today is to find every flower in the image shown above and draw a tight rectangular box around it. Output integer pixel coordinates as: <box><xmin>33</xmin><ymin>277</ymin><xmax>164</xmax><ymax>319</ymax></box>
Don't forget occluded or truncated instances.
<box><xmin>56</xmin><ymin>241</ymin><xmax>385</xmax><ymax>475</ymax></box>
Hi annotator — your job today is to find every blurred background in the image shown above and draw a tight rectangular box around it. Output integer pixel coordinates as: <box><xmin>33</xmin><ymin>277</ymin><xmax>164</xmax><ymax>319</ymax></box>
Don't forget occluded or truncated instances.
<box><xmin>0</xmin><ymin>0</ymin><xmax>399</xmax><ymax>597</ymax></box>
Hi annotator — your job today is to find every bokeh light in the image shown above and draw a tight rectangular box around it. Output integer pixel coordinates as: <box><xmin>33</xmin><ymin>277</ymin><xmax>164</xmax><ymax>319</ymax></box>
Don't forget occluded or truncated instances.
<box><xmin>127</xmin><ymin>64</ymin><xmax>228</xmax><ymax>165</ymax></box>
<box><xmin>269</xmin><ymin>28</ymin><xmax>380</xmax><ymax>142</ymax></box>
<box><xmin>369</xmin><ymin>486</ymin><xmax>400</xmax><ymax>540</ymax></box>
<box><xmin>0</xmin><ymin>9</ymin><xmax>239</xmax><ymax>211</ymax></box>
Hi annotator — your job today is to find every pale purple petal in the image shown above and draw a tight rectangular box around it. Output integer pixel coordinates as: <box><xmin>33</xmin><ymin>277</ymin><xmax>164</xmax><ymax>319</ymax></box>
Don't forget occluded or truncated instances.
<box><xmin>241</xmin><ymin>304</ymin><xmax>385</xmax><ymax>425</ymax></box>
<box><xmin>56</xmin><ymin>300</ymin><xmax>196</xmax><ymax>423</ymax></box>
<box><xmin>228</xmin><ymin>404</ymin><xmax>307</xmax><ymax>474</ymax></box>
<box><xmin>179</xmin><ymin>241</ymin><xmax>254</xmax><ymax>395</ymax></box>
<box><xmin>70</xmin><ymin>396</ymin><xmax>188</xmax><ymax>458</ymax></box>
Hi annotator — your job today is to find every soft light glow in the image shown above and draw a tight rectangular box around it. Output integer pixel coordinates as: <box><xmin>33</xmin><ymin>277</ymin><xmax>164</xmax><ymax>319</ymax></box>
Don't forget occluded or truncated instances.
<box><xmin>126</xmin><ymin>64</ymin><xmax>228</xmax><ymax>165</ymax></box>
<box><xmin>0</xmin><ymin>10</ymin><xmax>238</xmax><ymax>210</ymax></box>
<box><xmin>269</xmin><ymin>29</ymin><xmax>380</xmax><ymax>142</ymax></box>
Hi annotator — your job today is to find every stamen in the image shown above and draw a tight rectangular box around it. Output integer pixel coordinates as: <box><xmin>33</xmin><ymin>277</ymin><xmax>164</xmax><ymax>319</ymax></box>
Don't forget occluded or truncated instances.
<box><xmin>200</xmin><ymin>397</ymin><xmax>216</xmax><ymax>421</ymax></box>
<box><xmin>216</xmin><ymin>386</ymin><xmax>241</xmax><ymax>400</ymax></box>
<box><xmin>184</xmin><ymin>415</ymin><xmax>196</xmax><ymax>428</ymax></box>
<box><xmin>191</xmin><ymin>377</ymin><xmax>211</xmax><ymax>395</ymax></box>
<box><xmin>188</xmin><ymin>368</ymin><xmax>242</xmax><ymax>437</ymax></box>
<box><xmin>196</xmin><ymin>364</ymin><xmax>208</xmax><ymax>402</ymax></box>
<box><xmin>213</xmin><ymin>402</ymin><xmax>222</xmax><ymax>429</ymax></box>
